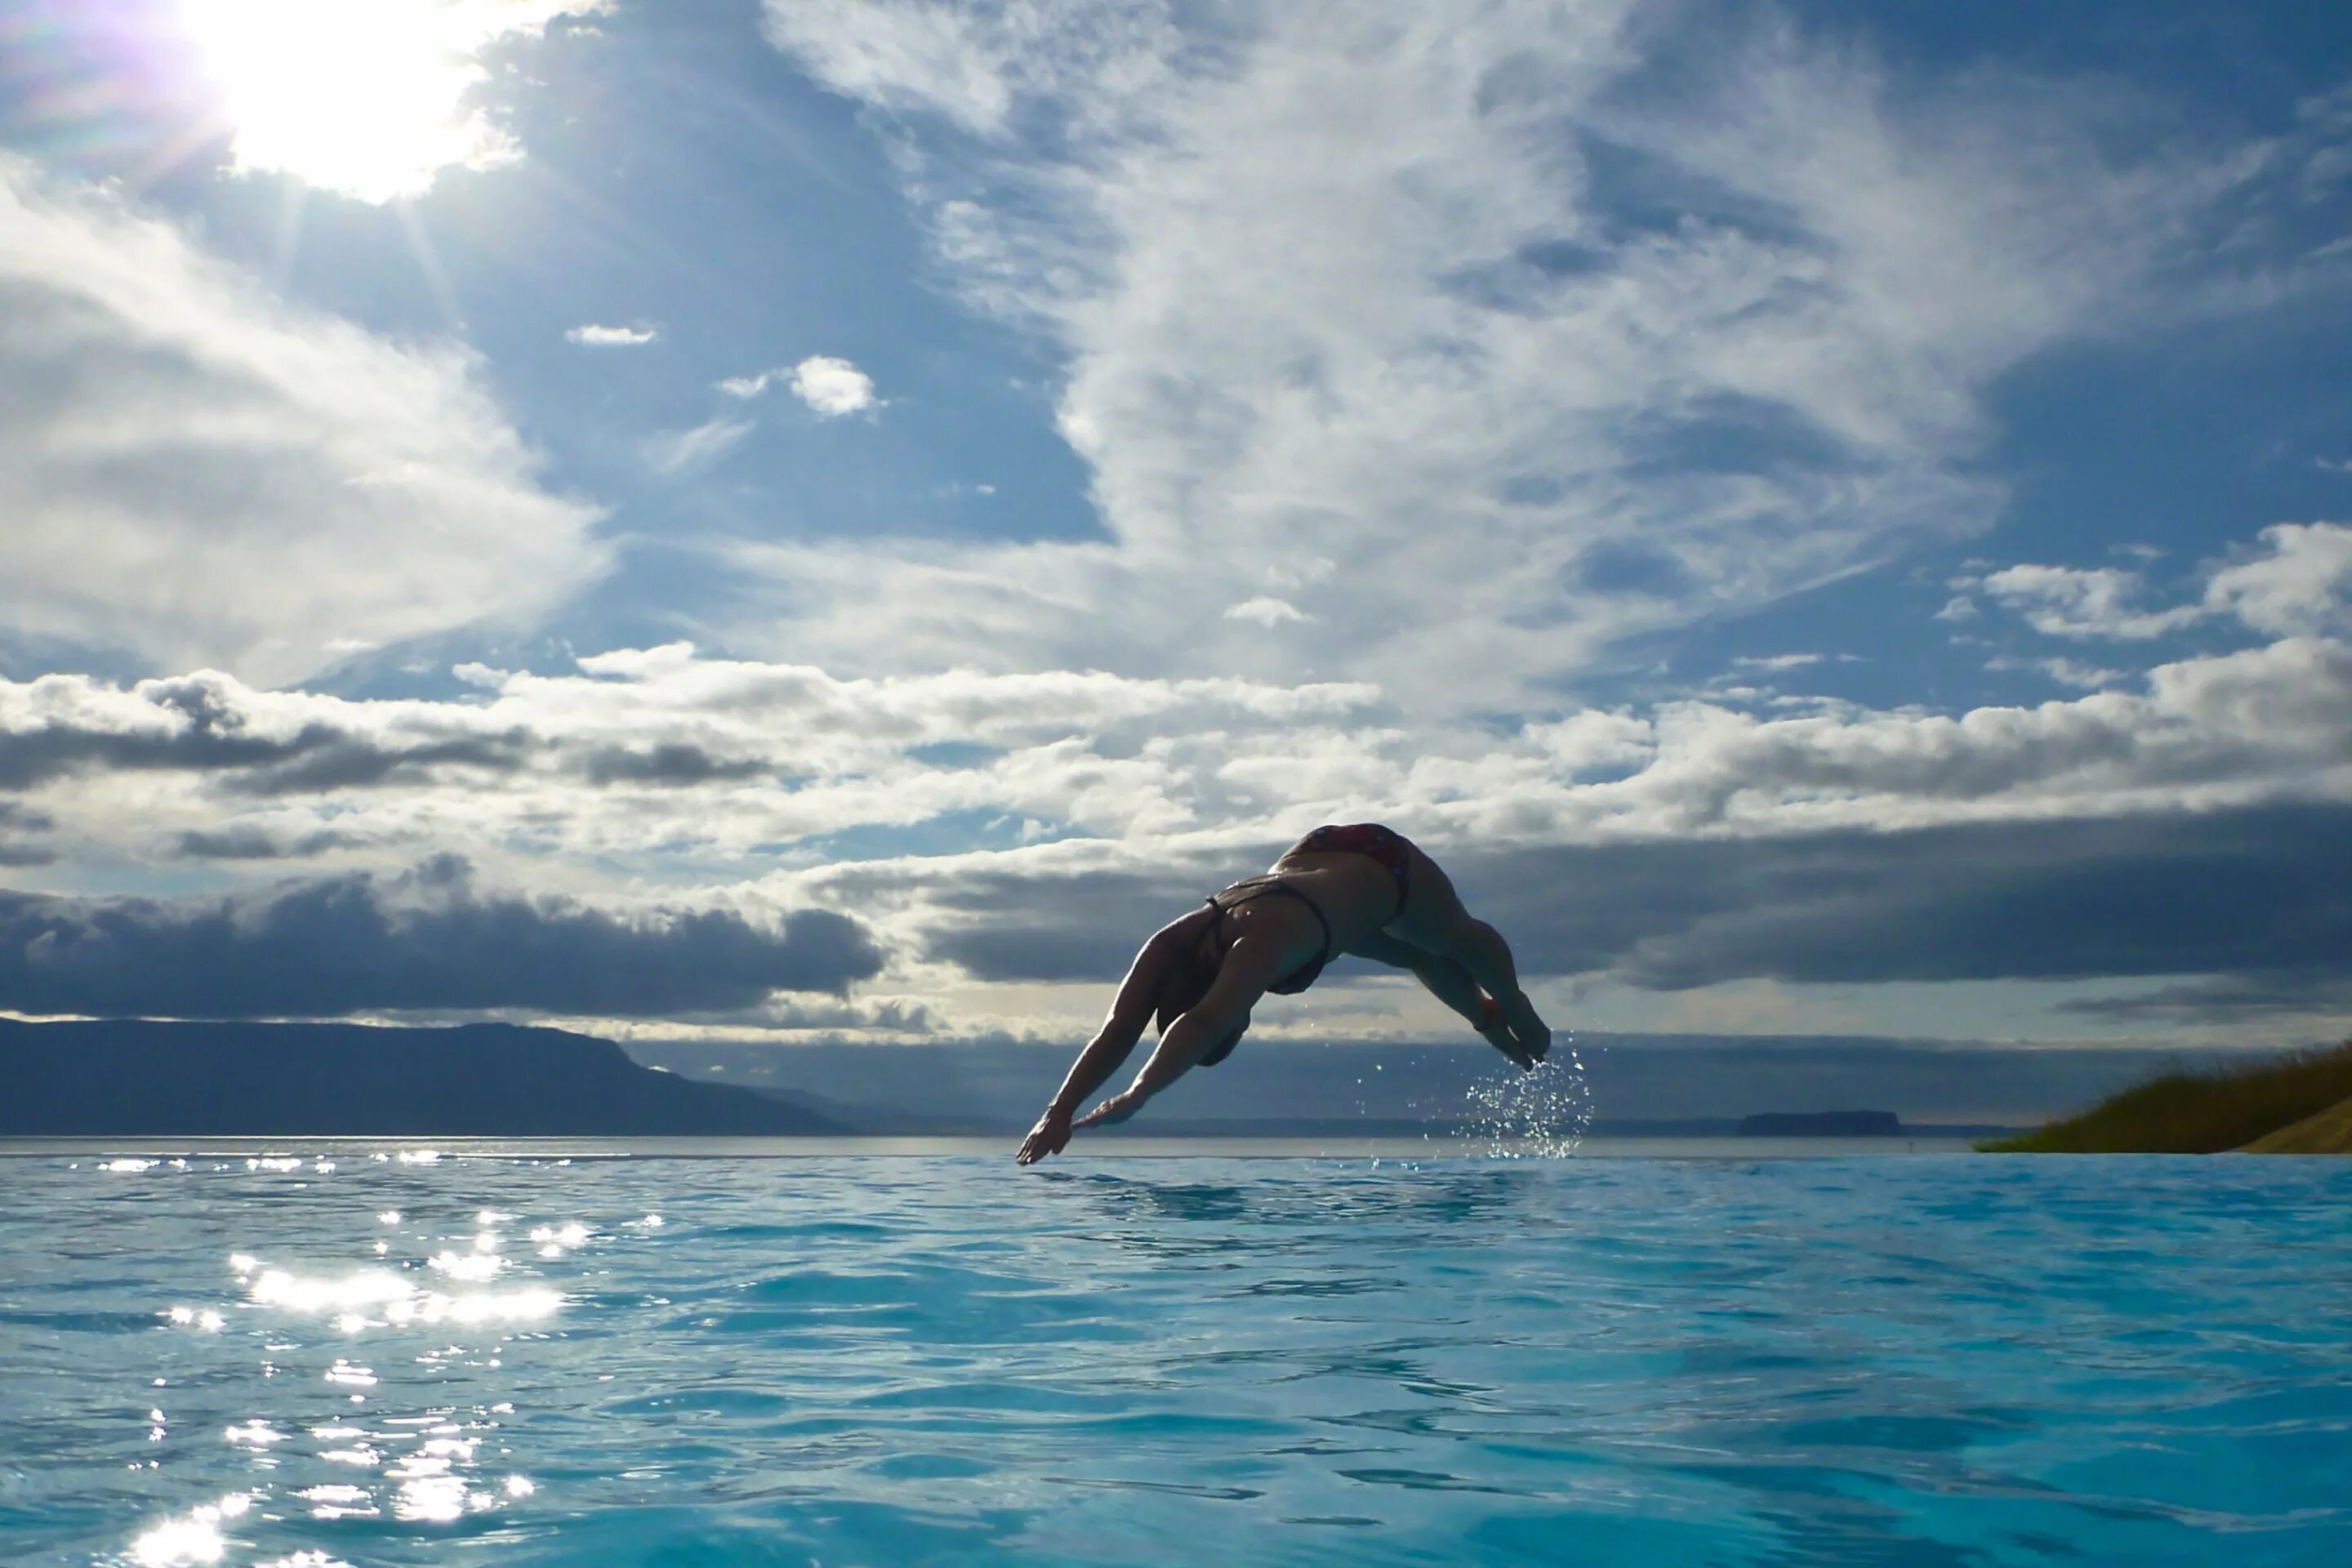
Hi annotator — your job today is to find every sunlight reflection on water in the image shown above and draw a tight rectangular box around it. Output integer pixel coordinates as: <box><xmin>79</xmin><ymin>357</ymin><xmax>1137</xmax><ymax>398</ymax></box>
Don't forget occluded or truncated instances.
<box><xmin>4</xmin><ymin>1146</ymin><xmax>2348</xmax><ymax>1566</ymax></box>
<box><xmin>108</xmin><ymin>1171</ymin><xmax>576</xmax><ymax>1561</ymax></box>
<box><xmin>131</xmin><ymin>1490</ymin><xmax>249</xmax><ymax>1566</ymax></box>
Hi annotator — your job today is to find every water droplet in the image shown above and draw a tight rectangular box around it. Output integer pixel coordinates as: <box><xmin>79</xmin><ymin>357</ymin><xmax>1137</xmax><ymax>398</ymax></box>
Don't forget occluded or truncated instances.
<box><xmin>1458</xmin><ymin>1030</ymin><xmax>1591</xmax><ymax>1157</ymax></box>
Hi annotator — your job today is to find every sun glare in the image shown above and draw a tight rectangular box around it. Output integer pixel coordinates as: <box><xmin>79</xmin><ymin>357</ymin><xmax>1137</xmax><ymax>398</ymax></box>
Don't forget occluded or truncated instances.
<box><xmin>176</xmin><ymin>0</ymin><xmax>573</xmax><ymax>203</ymax></box>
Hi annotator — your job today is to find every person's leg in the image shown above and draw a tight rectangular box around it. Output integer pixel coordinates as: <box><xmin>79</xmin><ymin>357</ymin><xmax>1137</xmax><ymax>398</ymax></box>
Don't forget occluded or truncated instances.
<box><xmin>1386</xmin><ymin>846</ymin><xmax>1551</xmax><ymax>1061</ymax></box>
<box><xmin>1350</xmin><ymin>929</ymin><xmax>1535</xmax><ymax>1069</ymax></box>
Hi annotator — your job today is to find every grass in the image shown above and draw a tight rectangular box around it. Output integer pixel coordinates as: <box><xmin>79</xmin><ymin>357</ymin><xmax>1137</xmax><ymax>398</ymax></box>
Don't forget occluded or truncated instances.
<box><xmin>1978</xmin><ymin>1039</ymin><xmax>2352</xmax><ymax>1153</ymax></box>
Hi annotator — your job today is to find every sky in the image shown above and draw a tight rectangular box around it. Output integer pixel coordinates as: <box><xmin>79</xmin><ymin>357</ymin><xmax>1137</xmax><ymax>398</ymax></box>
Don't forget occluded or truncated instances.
<box><xmin>2</xmin><ymin>0</ymin><xmax>2350</xmax><ymax>1112</ymax></box>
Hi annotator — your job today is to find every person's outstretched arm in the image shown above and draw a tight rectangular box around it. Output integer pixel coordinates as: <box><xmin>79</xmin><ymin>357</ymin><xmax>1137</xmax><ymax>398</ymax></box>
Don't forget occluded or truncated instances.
<box><xmin>1072</xmin><ymin>937</ymin><xmax>1290</xmax><ymax>1130</ymax></box>
<box><xmin>1017</xmin><ymin>923</ymin><xmax>1181</xmax><ymax>1164</ymax></box>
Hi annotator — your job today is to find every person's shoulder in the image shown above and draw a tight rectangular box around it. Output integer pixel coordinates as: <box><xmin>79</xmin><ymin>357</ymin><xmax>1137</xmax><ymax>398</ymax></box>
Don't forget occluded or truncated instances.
<box><xmin>1146</xmin><ymin>906</ymin><xmax>1209</xmax><ymax>951</ymax></box>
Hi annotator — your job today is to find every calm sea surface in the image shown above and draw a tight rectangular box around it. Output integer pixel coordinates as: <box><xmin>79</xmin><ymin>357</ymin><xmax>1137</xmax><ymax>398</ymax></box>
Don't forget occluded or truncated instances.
<box><xmin>2</xmin><ymin>1146</ymin><xmax>2348</xmax><ymax>1566</ymax></box>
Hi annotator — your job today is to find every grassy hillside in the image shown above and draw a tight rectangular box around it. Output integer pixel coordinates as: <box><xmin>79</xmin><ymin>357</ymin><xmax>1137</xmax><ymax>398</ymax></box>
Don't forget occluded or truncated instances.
<box><xmin>2241</xmin><ymin>1094</ymin><xmax>2352</xmax><ymax>1154</ymax></box>
<box><xmin>1979</xmin><ymin>1040</ymin><xmax>2352</xmax><ymax>1153</ymax></box>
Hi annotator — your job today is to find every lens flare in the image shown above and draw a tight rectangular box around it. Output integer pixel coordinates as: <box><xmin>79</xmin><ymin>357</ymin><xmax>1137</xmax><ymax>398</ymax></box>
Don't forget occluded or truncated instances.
<box><xmin>173</xmin><ymin>0</ymin><xmax>591</xmax><ymax>203</ymax></box>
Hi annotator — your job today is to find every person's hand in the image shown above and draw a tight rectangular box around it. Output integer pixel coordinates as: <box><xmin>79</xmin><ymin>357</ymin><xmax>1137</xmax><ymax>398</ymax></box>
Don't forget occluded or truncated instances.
<box><xmin>1016</xmin><ymin>1105</ymin><xmax>1072</xmax><ymax>1165</ymax></box>
<box><xmin>1071</xmin><ymin>1088</ymin><xmax>1146</xmax><ymax>1130</ymax></box>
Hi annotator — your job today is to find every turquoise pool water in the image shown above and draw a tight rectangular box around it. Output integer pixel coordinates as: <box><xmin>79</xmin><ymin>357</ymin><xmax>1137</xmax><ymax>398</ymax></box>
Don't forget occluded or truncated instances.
<box><xmin>2</xmin><ymin>1150</ymin><xmax>2347</xmax><ymax>1566</ymax></box>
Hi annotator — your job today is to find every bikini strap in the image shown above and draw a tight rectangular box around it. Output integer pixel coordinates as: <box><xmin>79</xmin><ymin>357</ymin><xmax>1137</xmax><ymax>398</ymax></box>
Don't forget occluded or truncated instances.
<box><xmin>1210</xmin><ymin>879</ymin><xmax>1335</xmax><ymax>965</ymax></box>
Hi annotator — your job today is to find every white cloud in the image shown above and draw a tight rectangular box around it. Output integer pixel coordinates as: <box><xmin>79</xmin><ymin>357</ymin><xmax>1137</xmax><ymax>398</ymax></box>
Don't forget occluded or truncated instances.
<box><xmin>0</xmin><ymin>158</ymin><xmax>608</xmax><ymax>687</ymax></box>
<box><xmin>11</xmin><ymin>618</ymin><xmax>2350</xmax><ymax>875</ymax></box>
<box><xmin>645</xmin><ymin>416</ymin><xmax>755</xmax><ymax>474</ymax></box>
<box><xmin>0</xmin><ymin>654</ymin><xmax>1391</xmax><ymax>882</ymax></box>
<box><xmin>1976</xmin><ymin>523</ymin><xmax>2352</xmax><ymax>644</ymax></box>
<box><xmin>760</xmin><ymin>0</ymin><xmax>1177</xmax><ymax>140</ymax></box>
<box><xmin>787</xmin><ymin>356</ymin><xmax>879</xmax><ymax>416</ymax></box>
<box><xmin>714</xmin><ymin>356</ymin><xmax>879</xmax><ymax>415</ymax></box>
<box><xmin>749</xmin><ymin>1</ymin><xmax>2254</xmax><ymax>710</ymax></box>
<box><xmin>2205</xmin><ymin>521</ymin><xmax>2352</xmax><ymax>636</ymax></box>
<box><xmin>1224</xmin><ymin>596</ymin><xmax>1307</xmax><ymax>627</ymax></box>
<box><xmin>1732</xmin><ymin>653</ymin><xmax>1824</xmax><ymax>671</ymax></box>
<box><xmin>1980</xmin><ymin>564</ymin><xmax>2203</xmax><ymax>640</ymax></box>
<box><xmin>1988</xmin><ymin>656</ymin><xmax>2126</xmax><ymax>690</ymax></box>
<box><xmin>567</xmin><ymin>323</ymin><xmax>658</xmax><ymax>345</ymax></box>
<box><xmin>759</xmin><ymin>0</ymin><xmax>1014</xmax><ymax>136</ymax></box>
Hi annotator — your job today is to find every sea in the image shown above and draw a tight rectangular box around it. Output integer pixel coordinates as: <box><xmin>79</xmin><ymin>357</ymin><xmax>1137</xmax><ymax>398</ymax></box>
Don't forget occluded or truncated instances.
<box><xmin>2</xmin><ymin>1141</ymin><xmax>2348</xmax><ymax>1567</ymax></box>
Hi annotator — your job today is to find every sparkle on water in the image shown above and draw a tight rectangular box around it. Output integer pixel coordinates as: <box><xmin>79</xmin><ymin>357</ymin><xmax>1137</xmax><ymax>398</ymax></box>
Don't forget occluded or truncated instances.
<box><xmin>4</xmin><ymin>1144</ymin><xmax>2349</xmax><ymax>1566</ymax></box>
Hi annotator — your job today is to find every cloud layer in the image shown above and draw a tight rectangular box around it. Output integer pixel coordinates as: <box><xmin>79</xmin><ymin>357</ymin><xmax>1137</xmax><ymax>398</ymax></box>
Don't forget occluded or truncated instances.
<box><xmin>7</xmin><ymin>506</ymin><xmax>2346</xmax><ymax>1029</ymax></box>
<box><xmin>0</xmin><ymin>855</ymin><xmax>882</xmax><ymax>1018</ymax></box>
<box><xmin>746</xmin><ymin>0</ymin><xmax>2310</xmax><ymax>709</ymax></box>
<box><xmin>0</xmin><ymin>158</ymin><xmax>608</xmax><ymax>686</ymax></box>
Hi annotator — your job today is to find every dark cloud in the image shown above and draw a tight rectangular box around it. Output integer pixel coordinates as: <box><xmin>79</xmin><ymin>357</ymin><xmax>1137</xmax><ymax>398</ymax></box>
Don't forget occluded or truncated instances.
<box><xmin>2</xmin><ymin>679</ymin><xmax>770</xmax><ymax>795</ymax></box>
<box><xmin>175</xmin><ymin>826</ymin><xmax>357</xmax><ymax>861</ymax></box>
<box><xmin>229</xmin><ymin>733</ymin><xmax>534</xmax><ymax>795</ymax></box>
<box><xmin>925</xmin><ymin>869</ymin><xmax>1200</xmax><ymax>979</ymax></box>
<box><xmin>2059</xmin><ymin>968</ymin><xmax>2352</xmax><ymax>1025</ymax></box>
<box><xmin>0</xmin><ymin>675</ymin><xmax>534</xmax><ymax>792</ymax></box>
<box><xmin>914</xmin><ymin>807</ymin><xmax>2352</xmax><ymax>1003</ymax></box>
<box><xmin>577</xmin><ymin>744</ymin><xmax>771</xmax><ymax>786</ymax></box>
<box><xmin>916</xmin><ymin>851</ymin><xmax>1266</xmax><ymax>981</ymax></box>
<box><xmin>0</xmin><ymin>855</ymin><xmax>885</xmax><ymax>1018</ymax></box>
<box><xmin>1554</xmin><ymin>804</ymin><xmax>2352</xmax><ymax>991</ymax></box>
<box><xmin>0</xmin><ymin>800</ymin><xmax>54</xmax><ymax>866</ymax></box>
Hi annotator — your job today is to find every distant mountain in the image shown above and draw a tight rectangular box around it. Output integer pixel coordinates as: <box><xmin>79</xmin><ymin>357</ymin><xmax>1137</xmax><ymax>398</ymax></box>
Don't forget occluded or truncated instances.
<box><xmin>0</xmin><ymin>1019</ymin><xmax>848</xmax><ymax>1136</ymax></box>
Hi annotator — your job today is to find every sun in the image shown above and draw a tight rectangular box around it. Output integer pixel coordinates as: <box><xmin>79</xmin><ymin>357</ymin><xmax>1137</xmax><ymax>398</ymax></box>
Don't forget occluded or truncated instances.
<box><xmin>176</xmin><ymin>0</ymin><xmax>578</xmax><ymax>203</ymax></box>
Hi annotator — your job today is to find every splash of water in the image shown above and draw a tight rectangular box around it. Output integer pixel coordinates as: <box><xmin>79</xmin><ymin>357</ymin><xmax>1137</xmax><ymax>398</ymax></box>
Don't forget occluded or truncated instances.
<box><xmin>1459</xmin><ymin>1033</ymin><xmax>1592</xmax><ymax>1157</ymax></box>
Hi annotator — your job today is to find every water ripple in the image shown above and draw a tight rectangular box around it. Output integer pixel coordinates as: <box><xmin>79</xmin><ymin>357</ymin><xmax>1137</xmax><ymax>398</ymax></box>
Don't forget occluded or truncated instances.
<box><xmin>1</xmin><ymin>1152</ymin><xmax>2349</xmax><ymax>1565</ymax></box>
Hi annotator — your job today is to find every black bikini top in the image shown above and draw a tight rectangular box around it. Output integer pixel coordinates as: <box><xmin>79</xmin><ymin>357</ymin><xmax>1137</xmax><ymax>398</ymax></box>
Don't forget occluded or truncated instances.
<box><xmin>1203</xmin><ymin>876</ymin><xmax>1337</xmax><ymax>998</ymax></box>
